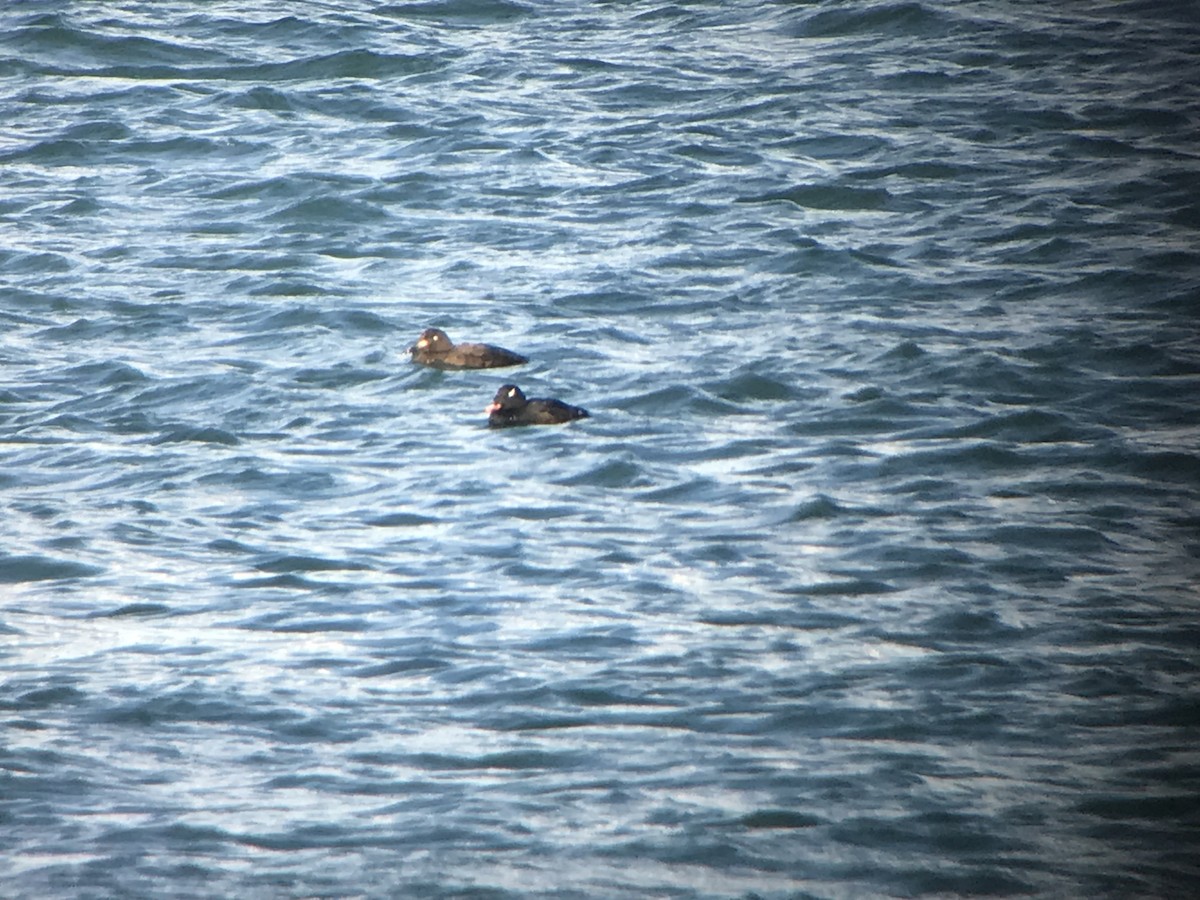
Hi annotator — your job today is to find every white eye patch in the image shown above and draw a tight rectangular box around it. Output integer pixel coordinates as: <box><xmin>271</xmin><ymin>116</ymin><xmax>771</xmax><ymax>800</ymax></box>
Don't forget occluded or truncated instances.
<box><xmin>507</xmin><ymin>388</ymin><xmax>517</xmax><ymax>397</ymax></box>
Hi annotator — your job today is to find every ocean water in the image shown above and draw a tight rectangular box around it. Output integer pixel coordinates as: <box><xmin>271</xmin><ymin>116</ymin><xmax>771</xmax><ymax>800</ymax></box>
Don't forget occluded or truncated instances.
<box><xmin>3</xmin><ymin>1</ymin><xmax>1199</xmax><ymax>897</ymax></box>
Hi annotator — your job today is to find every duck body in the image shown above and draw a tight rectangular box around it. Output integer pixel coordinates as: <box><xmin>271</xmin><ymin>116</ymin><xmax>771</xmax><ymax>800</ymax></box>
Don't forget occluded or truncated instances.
<box><xmin>486</xmin><ymin>384</ymin><xmax>590</xmax><ymax>427</ymax></box>
<box><xmin>409</xmin><ymin>327</ymin><xmax>527</xmax><ymax>370</ymax></box>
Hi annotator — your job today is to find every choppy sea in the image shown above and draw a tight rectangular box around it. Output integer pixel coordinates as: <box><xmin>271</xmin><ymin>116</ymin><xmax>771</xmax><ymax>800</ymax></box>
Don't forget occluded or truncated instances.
<box><xmin>3</xmin><ymin>2</ymin><xmax>1200</xmax><ymax>897</ymax></box>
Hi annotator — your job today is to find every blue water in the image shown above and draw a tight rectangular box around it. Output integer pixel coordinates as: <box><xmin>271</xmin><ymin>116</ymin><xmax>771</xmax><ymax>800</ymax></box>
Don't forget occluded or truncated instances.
<box><xmin>3</xmin><ymin>1</ymin><xmax>1200</xmax><ymax>897</ymax></box>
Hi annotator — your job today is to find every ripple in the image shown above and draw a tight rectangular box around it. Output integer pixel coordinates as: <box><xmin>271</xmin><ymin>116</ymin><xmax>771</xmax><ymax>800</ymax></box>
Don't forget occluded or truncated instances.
<box><xmin>151</xmin><ymin>425</ymin><xmax>241</xmax><ymax>446</ymax></box>
<box><xmin>740</xmin><ymin>183</ymin><xmax>895</xmax><ymax>211</ymax></box>
<box><xmin>0</xmin><ymin>554</ymin><xmax>104</xmax><ymax>583</ymax></box>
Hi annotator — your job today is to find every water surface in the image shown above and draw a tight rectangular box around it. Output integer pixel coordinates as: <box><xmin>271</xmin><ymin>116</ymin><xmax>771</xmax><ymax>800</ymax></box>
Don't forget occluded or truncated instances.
<box><xmin>3</xmin><ymin>2</ymin><xmax>1199</xmax><ymax>897</ymax></box>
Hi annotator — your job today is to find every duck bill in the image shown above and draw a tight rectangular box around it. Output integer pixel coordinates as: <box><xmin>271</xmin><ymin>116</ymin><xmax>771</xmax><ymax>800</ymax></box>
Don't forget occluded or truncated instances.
<box><xmin>485</xmin><ymin>402</ymin><xmax>501</xmax><ymax>414</ymax></box>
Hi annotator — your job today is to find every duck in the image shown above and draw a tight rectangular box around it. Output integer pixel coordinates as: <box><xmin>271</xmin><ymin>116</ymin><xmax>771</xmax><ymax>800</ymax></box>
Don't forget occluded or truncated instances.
<box><xmin>486</xmin><ymin>384</ymin><xmax>590</xmax><ymax>427</ymax></box>
<box><xmin>409</xmin><ymin>327</ymin><xmax>527</xmax><ymax>370</ymax></box>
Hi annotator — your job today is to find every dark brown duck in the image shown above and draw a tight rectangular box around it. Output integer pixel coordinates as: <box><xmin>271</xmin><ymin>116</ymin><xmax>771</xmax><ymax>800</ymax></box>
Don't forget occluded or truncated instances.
<box><xmin>409</xmin><ymin>327</ymin><xmax>527</xmax><ymax>370</ymax></box>
<box><xmin>486</xmin><ymin>384</ymin><xmax>590</xmax><ymax>427</ymax></box>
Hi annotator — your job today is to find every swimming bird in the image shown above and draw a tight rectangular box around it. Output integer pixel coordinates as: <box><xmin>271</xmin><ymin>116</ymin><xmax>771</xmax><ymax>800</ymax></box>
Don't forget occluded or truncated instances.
<box><xmin>486</xmin><ymin>384</ymin><xmax>590</xmax><ymax>427</ymax></box>
<box><xmin>409</xmin><ymin>327</ymin><xmax>527</xmax><ymax>370</ymax></box>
